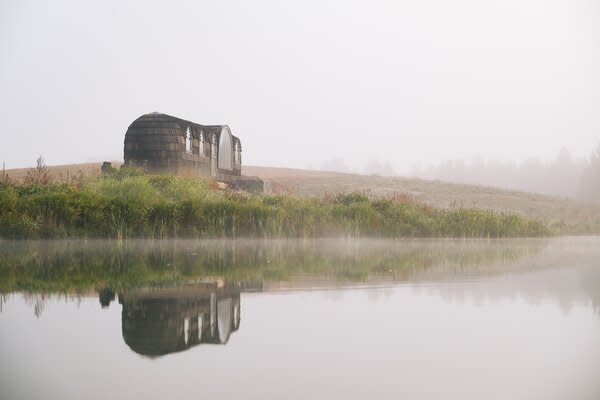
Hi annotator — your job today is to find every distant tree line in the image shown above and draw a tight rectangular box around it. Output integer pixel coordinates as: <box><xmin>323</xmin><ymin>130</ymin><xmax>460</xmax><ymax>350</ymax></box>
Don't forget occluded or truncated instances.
<box><xmin>413</xmin><ymin>145</ymin><xmax>600</xmax><ymax>202</ymax></box>
<box><xmin>579</xmin><ymin>145</ymin><xmax>600</xmax><ymax>202</ymax></box>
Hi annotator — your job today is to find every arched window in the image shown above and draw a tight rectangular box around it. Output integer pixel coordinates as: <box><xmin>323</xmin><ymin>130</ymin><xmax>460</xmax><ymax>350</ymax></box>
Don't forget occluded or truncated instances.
<box><xmin>197</xmin><ymin>315</ymin><xmax>203</xmax><ymax>341</ymax></box>
<box><xmin>185</xmin><ymin>127</ymin><xmax>192</xmax><ymax>154</ymax></box>
<box><xmin>199</xmin><ymin>131</ymin><xmax>204</xmax><ymax>156</ymax></box>
<box><xmin>183</xmin><ymin>318</ymin><xmax>190</xmax><ymax>345</ymax></box>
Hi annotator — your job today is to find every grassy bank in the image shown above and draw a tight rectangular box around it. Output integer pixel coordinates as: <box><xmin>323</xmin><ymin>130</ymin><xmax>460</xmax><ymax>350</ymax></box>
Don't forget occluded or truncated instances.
<box><xmin>0</xmin><ymin>170</ymin><xmax>549</xmax><ymax>239</ymax></box>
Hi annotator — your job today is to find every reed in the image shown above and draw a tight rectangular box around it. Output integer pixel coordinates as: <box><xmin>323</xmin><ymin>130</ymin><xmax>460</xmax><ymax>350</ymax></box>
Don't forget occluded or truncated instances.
<box><xmin>0</xmin><ymin>172</ymin><xmax>549</xmax><ymax>239</ymax></box>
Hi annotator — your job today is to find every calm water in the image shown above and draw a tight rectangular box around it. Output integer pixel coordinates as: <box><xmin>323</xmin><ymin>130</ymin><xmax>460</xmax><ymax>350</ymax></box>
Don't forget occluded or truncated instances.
<box><xmin>1</xmin><ymin>238</ymin><xmax>599</xmax><ymax>399</ymax></box>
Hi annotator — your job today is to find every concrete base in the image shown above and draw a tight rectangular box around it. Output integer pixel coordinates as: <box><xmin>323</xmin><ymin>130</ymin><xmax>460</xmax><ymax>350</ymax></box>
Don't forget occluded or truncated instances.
<box><xmin>220</xmin><ymin>175</ymin><xmax>270</xmax><ymax>193</ymax></box>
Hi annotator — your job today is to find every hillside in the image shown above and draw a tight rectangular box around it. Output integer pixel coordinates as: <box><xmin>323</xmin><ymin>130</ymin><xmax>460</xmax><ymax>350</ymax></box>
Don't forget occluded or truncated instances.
<box><xmin>4</xmin><ymin>162</ymin><xmax>600</xmax><ymax>232</ymax></box>
<box><xmin>242</xmin><ymin>166</ymin><xmax>600</xmax><ymax>232</ymax></box>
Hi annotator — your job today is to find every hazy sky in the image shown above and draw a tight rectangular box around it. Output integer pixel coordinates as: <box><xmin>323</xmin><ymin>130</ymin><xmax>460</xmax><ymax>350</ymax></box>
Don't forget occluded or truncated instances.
<box><xmin>1</xmin><ymin>0</ymin><xmax>599</xmax><ymax>172</ymax></box>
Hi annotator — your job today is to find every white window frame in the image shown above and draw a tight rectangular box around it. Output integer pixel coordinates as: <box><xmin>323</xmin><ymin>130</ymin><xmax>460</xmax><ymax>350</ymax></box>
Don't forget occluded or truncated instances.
<box><xmin>199</xmin><ymin>131</ymin><xmax>204</xmax><ymax>156</ymax></box>
<box><xmin>185</xmin><ymin>127</ymin><xmax>192</xmax><ymax>154</ymax></box>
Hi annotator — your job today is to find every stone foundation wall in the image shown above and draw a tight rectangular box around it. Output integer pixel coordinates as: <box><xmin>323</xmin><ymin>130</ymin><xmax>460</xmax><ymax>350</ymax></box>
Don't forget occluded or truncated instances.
<box><xmin>221</xmin><ymin>175</ymin><xmax>269</xmax><ymax>193</ymax></box>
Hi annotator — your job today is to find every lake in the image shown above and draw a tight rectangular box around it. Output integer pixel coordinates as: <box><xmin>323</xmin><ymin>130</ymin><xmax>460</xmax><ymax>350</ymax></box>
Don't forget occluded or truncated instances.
<box><xmin>1</xmin><ymin>238</ymin><xmax>599</xmax><ymax>399</ymax></box>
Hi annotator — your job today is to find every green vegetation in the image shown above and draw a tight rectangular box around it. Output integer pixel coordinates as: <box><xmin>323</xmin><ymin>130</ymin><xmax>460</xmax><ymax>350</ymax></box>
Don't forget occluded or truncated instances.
<box><xmin>0</xmin><ymin>167</ymin><xmax>549</xmax><ymax>239</ymax></box>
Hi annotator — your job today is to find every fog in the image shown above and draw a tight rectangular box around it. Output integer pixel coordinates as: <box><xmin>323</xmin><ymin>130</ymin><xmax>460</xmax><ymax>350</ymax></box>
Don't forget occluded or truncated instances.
<box><xmin>1</xmin><ymin>0</ymin><xmax>599</xmax><ymax>195</ymax></box>
<box><xmin>411</xmin><ymin>146</ymin><xmax>600</xmax><ymax>200</ymax></box>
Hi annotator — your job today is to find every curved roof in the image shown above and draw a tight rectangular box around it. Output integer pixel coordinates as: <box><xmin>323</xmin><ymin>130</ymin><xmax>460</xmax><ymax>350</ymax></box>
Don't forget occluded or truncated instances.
<box><xmin>126</xmin><ymin>112</ymin><xmax>241</xmax><ymax>145</ymax></box>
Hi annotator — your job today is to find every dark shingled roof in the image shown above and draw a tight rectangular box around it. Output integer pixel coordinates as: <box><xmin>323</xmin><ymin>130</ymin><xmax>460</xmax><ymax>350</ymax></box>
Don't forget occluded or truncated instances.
<box><xmin>126</xmin><ymin>112</ymin><xmax>240</xmax><ymax>148</ymax></box>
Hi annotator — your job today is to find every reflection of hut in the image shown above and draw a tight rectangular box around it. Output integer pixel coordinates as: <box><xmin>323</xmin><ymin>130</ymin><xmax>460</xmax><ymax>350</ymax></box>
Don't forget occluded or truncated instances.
<box><xmin>118</xmin><ymin>284</ymin><xmax>241</xmax><ymax>357</ymax></box>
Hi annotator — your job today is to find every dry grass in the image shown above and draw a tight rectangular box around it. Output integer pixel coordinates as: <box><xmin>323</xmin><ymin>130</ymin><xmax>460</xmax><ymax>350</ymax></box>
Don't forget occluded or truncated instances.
<box><xmin>244</xmin><ymin>166</ymin><xmax>600</xmax><ymax>232</ymax></box>
<box><xmin>4</xmin><ymin>161</ymin><xmax>123</xmax><ymax>183</ymax></box>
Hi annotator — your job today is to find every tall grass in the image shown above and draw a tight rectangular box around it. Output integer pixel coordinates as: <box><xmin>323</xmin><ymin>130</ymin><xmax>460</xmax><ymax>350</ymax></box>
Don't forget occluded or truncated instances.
<box><xmin>0</xmin><ymin>171</ymin><xmax>549</xmax><ymax>239</ymax></box>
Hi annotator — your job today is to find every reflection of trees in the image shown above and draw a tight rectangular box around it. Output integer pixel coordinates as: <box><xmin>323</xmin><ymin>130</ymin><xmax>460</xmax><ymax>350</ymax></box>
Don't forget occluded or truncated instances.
<box><xmin>21</xmin><ymin>293</ymin><xmax>49</xmax><ymax>318</ymax></box>
<box><xmin>431</xmin><ymin>255</ymin><xmax>600</xmax><ymax>317</ymax></box>
<box><xmin>118</xmin><ymin>284</ymin><xmax>241</xmax><ymax>357</ymax></box>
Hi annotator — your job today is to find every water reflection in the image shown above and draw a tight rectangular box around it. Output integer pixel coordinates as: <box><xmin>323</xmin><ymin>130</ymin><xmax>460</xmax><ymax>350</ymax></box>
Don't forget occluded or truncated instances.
<box><xmin>1</xmin><ymin>238</ymin><xmax>600</xmax><ymax>399</ymax></box>
<box><xmin>117</xmin><ymin>284</ymin><xmax>241</xmax><ymax>357</ymax></box>
<box><xmin>2</xmin><ymin>238</ymin><xmax>600</xmax><ymax>319</ymax></box>
<box><xmin>0</xmin><ymin>238</ymin><xmax>548</xmax><ymax>294</ymax></box>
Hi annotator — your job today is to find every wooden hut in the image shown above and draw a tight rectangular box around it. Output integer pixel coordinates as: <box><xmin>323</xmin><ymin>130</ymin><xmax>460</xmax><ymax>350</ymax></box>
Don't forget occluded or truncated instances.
<box><xmin>123</xmin><ymin>112</ymin><xmax>242</xmax><ymax>178</ymax></box>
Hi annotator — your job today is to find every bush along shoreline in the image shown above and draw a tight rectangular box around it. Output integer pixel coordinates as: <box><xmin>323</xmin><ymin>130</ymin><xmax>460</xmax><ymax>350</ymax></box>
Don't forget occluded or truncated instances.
<box><xmin>0</xmin><ymin>168</ymin><xmax>549</xmax><ymax>239</ymax></box>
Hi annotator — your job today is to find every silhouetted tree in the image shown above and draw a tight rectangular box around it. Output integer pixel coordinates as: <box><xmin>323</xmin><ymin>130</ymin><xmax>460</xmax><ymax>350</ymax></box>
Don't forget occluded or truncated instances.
<box><xmin>579</xmin><ymin>145</ymin><xmax>600</xmax><ymax>202</ymax></box>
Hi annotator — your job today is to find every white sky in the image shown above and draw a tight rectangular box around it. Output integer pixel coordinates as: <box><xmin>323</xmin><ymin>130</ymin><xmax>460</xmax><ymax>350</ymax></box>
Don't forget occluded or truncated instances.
<box><xmin>1</xmin><ymin>0</ymin><xmax>599</xmax><ymax>172</ymax></box>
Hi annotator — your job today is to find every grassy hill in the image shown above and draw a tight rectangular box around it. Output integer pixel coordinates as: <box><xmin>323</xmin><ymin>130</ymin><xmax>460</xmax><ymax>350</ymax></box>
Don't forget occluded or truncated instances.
<box><xmin>244</xmin><ymin>166</ymin><xmax>600</xmax><ymax>233</ymax></box>
<box><xmin>4</xmin><ymin>162</ymin><xmax>600</xmax><ymax>233</ymax></box>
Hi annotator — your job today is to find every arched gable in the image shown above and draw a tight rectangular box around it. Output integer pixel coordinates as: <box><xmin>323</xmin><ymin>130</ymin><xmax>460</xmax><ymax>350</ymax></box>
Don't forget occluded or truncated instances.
<box><xmin>218</xmin><ymin>127</ymin><xmax>233</xmax><ymax>170</ymax></box>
